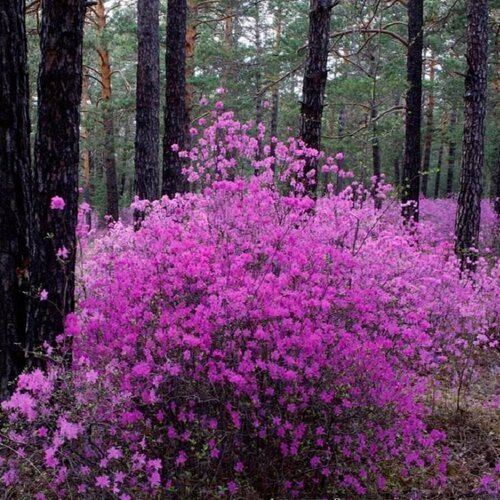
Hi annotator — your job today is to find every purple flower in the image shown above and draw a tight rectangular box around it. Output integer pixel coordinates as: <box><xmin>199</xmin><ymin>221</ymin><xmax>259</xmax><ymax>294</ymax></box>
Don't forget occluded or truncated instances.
<box><xmin>50</xmin><ymin>196</ymin><xmax>65</xmax><ymax>210</ymax></box>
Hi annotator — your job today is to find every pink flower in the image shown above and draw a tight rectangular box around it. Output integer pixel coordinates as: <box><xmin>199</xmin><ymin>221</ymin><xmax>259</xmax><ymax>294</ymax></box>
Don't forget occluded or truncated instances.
<box><xmin>40</xmin><ymin>289</ymin><xmax>48</xmax><ymax>301</ymax></box>
<box><xmin>96</xmin><ymin>475</ymin><xmax>110</xmax><ymax>488</ymax></box>
<box><xmin>171</xmin><ymin>143</ymin><xmax>179</xmax><ymax>152</ymax></box>
<box><xmin>176</xmin><ymin>451</ymin><xmax>187</xmax><ymax>466</ymax></box>
<box><xmin>58</xmin><ymin>417</ymin><xmax>83</xmax><ymax>440</ymax></box>
<box><xmin>56</xmin><ymin>246</ymin><xmax>69</xmax><ymax>259</ymax></box>
<box><xmin>216</xmin><ymin>87</ymin><xmax>225</xmax><ymax>94</ymax></box>
<box><xmin>227</xmin><ymin>481</ymin><xmax>238</xmax><ymax>494</ymax></box>
<box><xmin>215</xmin><ymin>101</ymin><xmax>224</xmax><ymax>110</ymax></box>
<box><xmin>50</xmin><ymin>196</ymin><xmax>65</xmax><ymax>210</ymax></box>
<box><xmin>199</xmin><ymin>96</ymin><xmax>209</xmax><ymax>106</ymax></box>
<box><xmin>85</xmin><ymin>369</ymin><xmax>99</xmax><ymax>383</ymax></box>
<box><xmin>107</xmin><ymin>446</ymin><xmax>123</xmax><ymax>460</ymax></box>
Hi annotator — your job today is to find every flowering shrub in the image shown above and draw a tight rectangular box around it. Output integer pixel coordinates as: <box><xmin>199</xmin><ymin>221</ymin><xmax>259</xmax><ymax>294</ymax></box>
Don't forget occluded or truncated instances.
<box><xmin>1</xmin><ymin>105</ymin><xmax>498</xmax><ymax>498</ymax></box>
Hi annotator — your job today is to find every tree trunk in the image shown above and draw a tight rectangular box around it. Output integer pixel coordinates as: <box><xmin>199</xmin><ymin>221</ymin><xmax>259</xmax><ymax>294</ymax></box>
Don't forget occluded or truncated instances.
<box><xmin>162</xmin><ymin>0</ymin><xmax>188</xmax><ymax>197</ymax></box>
<box><xmin>28</xmin><ymin>0</ymin><xmax>85</xmax><ymax>355</ymax></box>
<box><xmin>0</xmin><ymin>0</ymin><xmax>32</xmax><ymax>399</ymax></box>
<box><xmin>369</xmin><ymin>48</ymin><xmax>381</xmax><ymax>209</ymax></box>
<box><xmin>269</xmin><ymin>5</ymin><xmax>282</xmax><ymax>162</ymax></box>
<box><xmin>299</xmin><ymin>0</ymin><xmax>333</xmax><ymax>196</ymax></box>
<box><xmin>434</xmin><ymin>141</ymin><xmax>444</xmax><ymax>199</ymax></box>
<box><xmin>254</xmin><ymin>3</ymin><xmax>263</xmax><ymax>165</ymax></box>
<box><xmin>134</xmin><ymin>0</ymin><xmax>160</xmax><ymax>203</ymax></box>
<box><xmin>96</xmin><ymin>0</ymin><xmax>119</xmax><ymax>221</ymax></box>
<box><xmin>401</xmin><ymin>0</ymin><xmax>423</xmax><ymax>222</ymax></box>
<box><xmin>455</xmin><ymin>0</ymin><xmax>488</xmax><ymax>266</ymax></box>
<box><xmin>421</xmin><ymin>53</ymin><xmax>436</xmax><ymax>197</ymax></box>
<box><xmin>221</xmin><ymin>1</ymin><xmax>235</xmax><ymax>90</ymax></box>
<box><xmin>446</xmin><ymin>109</ymin><xmax>457</xmax><ymax>196</ymax></box>
<box><xmin>81</xmin><ymin>67</ymin><xmax>92</xmax><ymax>228</ymax></box>
<box><xmin>185</xmin><ymin>0</ymin><xmax>198</xmax><ymax>124</ymax></box>
<box><xmin>81</xmin><ymin>68</ymin><xmax>91</xmax><ymax>195</ymax></box>
<box><xmin>336</xmin><ymin>105</ymin><xmax>346</xmax><ymax>194</ymax></box>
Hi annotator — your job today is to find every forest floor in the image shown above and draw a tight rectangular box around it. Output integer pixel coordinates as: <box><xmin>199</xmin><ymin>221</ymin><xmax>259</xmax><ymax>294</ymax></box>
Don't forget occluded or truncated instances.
<box><xmin>424</xmin><ymin>361</ymin><xmax>499</xmax><ymax>499</ymax></box>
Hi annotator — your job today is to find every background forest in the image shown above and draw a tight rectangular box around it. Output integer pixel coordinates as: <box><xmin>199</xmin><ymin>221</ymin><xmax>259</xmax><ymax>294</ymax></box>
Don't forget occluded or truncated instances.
<box><xmin>23</xmin><ymin>0</ymin><xmax>500</xmax><ymax>215</ymax></box>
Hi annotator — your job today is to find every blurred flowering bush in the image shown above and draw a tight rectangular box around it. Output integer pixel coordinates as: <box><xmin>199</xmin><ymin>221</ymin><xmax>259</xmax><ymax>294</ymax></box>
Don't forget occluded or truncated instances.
<box><xmin>1</xmin><ymin>105</ymin><xmax>498</xmax><ymax>498</ymax></box>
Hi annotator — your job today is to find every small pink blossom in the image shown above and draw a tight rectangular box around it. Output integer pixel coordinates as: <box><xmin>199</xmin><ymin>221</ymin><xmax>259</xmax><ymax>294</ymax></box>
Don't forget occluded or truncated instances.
<box><xmin>50</xmin><ymin>196</ymin><xmax>65</xmax><ymax>210</ymax></box>
<box><xmin>56</xmin><ymin>246</ymin><xmax>69</xmax><ymax>259</ymax></box>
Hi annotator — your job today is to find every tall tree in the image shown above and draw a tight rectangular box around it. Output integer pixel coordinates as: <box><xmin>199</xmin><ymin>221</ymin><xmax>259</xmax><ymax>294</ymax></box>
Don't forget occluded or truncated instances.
<box><xmin>434</xmin><ymin>141</ymin><xmax>444</xmax><ymax>199</ymax></box>
<box><xmin>446</xmin><ymin>109</ymin><xmax>457</xmax><ymax>196</ymax></box>
<box><xmin>421</xmin><ymin>52</ymin><xmax>436</xmax><ymax>197</ymax></box>
<box><xmin>28</xmin><ymin>0</ymin><xmax>85</xmax><ymax>354</ymax></box>
<box><xmin>163</xmin><ymin>0</ymin><xmax>188</xmax><ymax>197</ymax></box>
<box><xmin>455</xmin><ymin>0</ymin><xmax>489</xmax><ymax>265</ymax></box>
<box><xmin>134</xmin><ymin>0</ymin><xmax>160</xmax><ymax>202</ymax></box>
<box><xmin>185</xmin><ymin>0</ymin><xmax>199</xmax><ymax>123</ymax></box>
<box><xmin>0</xmin><ymin>0</ymin><xmax>31</xmax><ymax>399</ymax></box>
<box><xmin>299</xmin><ymin>0</ymin><xmax>334</xmax><ymax>196</ymax></box>
<box><xmin>269</xmin><ymin>4</ymin><xmax>283</xmax><ymax>159</ymax></box>
<box><xmin>401</xmin><ymin>0</ymin><xmax>423</xmax><ymax>221</ymax></box>
<box><xmin>96</xmin><ymin>0</ymin><xmax>119</xmax><ymax>221</ymax></box>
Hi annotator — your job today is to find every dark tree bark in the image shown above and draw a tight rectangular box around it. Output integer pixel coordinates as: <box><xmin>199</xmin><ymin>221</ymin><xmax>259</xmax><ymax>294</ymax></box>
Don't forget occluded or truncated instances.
<box><xmin>455</xmin><ymin>0</ymin><xmax>489</xmax><ymax>266</ymax></box>
<box><xmin>299</xmin><ymin>0</ymin><xmax>334</xmax><ymax>196</ymax></box>
<box><xmin>163</xmin><ymin>0</ymin><xmax>188</xmax><ymax>197</ymax></box>
<box><xmin>446</xmin><ymin>109</ymin><xmax>457</xmax><ymax>196</ymax></box>
<box><xmin>0</xmin><ymin>0</ymin><xmax>31</xmax><ymax>399</ymax></box>
<box><xmin>434</xmin><ymin>142</ymin><xmax>444</xmax><ymax>199</ymax></box>
<box><xmin>28</xmin><ymin>0</ymin><xmax>85</xmax><ymax>354</ymax></box>
<box><xmin>96</xmin><ymin>0</ymin><xmax>119</xmax><ymax>221</ymax></box>
<box><xmin>401</xmin><ymin>0</ymin><xmax>423</xmax><ymax>222</ymax></box>
<box><xmin>421</xmin><ymin>53</ymin><xmax>436</xmax><ymax>197</ymax></box>
<box><xmin>134</xmin><ymin>0</ymin><xmax>160</xmax><ymax>202</ymax></box>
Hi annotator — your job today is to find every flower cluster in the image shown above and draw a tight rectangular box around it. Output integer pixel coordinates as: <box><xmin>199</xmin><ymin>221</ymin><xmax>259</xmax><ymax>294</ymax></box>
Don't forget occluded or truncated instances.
<box><xmin>1</xmin><ymin>103</ymin><xmax>498</xmax><ymax>498</ymax></box>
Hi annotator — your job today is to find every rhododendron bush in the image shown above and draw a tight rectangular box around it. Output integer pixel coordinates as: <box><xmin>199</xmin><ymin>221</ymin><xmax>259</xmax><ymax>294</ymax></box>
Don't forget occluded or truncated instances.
<box><xmin>1</xmin><ymin>108</ymin><xmax>498</xmax><ymax>498</ymax></box>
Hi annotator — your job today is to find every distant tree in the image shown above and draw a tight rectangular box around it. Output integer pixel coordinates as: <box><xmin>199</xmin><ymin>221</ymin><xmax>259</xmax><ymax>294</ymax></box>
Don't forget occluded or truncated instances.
<box><xmin>421</xmin><ymin>52</ymin><xmax>436</xmax><ymax>198</ymax></box>
<box><xmin>446</xmin><ymin>109</ymin><xmax>457</xmax><ymax>196</ymax></box>
<box><xmin>0</xmin><ymin>0</ymin><xmax>31</xmax><ymax>399</ymax></box>
<box><xmin>95</xmin><ymin>0</ymin><xmax>119</xmax><ymax>221</ymax></box>
<box><xmin>401</xmin><ymin>0</ymin><xmax>423</xmax><ymax>222</ymax></box>
<box><xmin>433</xmin><ymin>141</ymin><xmax>444</xmax><ymax>199</ymax></box>
<box><xmin>299</xmin><ymin>0</ymin><xmax>334</xmax><ymax>196</ymax></box>
<box><xmin>134</xmin><ymin>0</ymin><xmax>160</xmax><ymax>203</ymax></box>
<box><xmin>163</xmin><ymin>0</ymin><xmax>188</xmax><ymax>197</ymax></box>
<box><xmin>28</xmin><ymin>0</ymin><xmax>85</xmax><ymax>355</ymax></box>
<box><xmin>455</xmin><ymin>0</ymin><xmax>489</xmax><ymax>266</ymax></box>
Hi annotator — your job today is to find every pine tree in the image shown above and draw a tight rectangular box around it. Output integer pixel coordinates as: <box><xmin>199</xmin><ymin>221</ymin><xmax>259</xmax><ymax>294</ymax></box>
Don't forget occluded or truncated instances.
<box><xmin>299</xmin><ymin>0</ymin><xmax>334</xmax><ymax>196</ymax></box>
<box><xmin>134</xmin><ymin>0</ymin><xmax>160</xmax><ymax>203</ymax></box>
<box><xmin>455</xmin><ymin>0</ymin><xmax>489</xmax><ymax>266</ymax></box>
<box><xmin>0</xmin><ymin>0</ymin><xmax>32</xmax><ymax>399</ymax></box>
<box><xmin>163</xmin><ymin>0</ymin><xmax>189</xmax><ymax>197</ymax></box>
<box><xmin>28</xmin><ymin>0</ymin><xmax>85</xmax><ymax>355</ymax></box>
<box><xmin>401</xmin><ymin>0</ymin><xmax>424</xmax><ymax>221</ymax></box>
